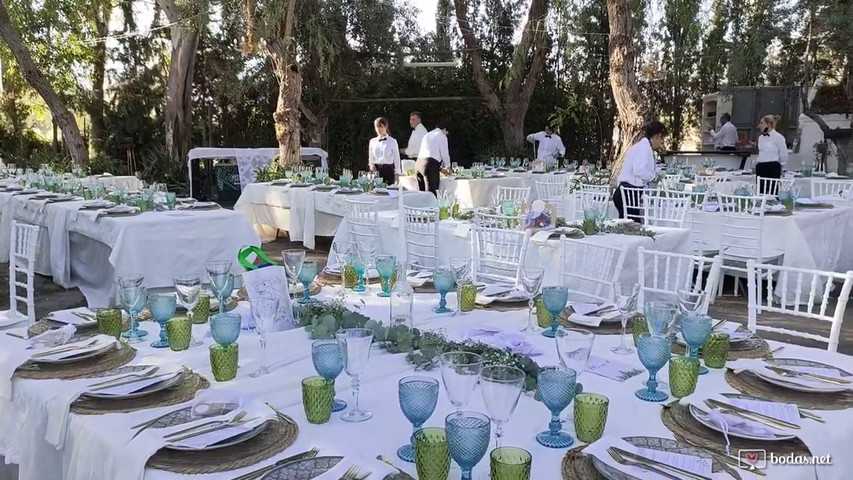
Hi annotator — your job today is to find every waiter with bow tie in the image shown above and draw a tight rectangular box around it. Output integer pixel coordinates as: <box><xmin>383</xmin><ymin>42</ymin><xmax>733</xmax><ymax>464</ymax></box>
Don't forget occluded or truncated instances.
<box><xmin>368</xmin><ymin>117</ymin><xmax>401</xmax><ymax>186</ymax></box>
<box><xmin>526</xmin><ymin>126</ymin><xmax>566</xmax><ymax>167</ymax></box>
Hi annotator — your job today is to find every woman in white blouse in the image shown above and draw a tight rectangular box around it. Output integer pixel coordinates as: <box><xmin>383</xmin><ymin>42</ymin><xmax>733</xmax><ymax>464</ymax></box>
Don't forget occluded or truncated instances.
<box><xmin>755</xmin><ymin>114</ymin><xmax>788</xmax><ymax>194</ymax></box>
<box><xmin>368</xmin><ymin>117</ymin><xmax>401</xmax><ymax>186</ymax></box>
<box><xmin>612</xmin><ymin>121</ymin><xmax>667</xmax><ymax>221</ymax></box>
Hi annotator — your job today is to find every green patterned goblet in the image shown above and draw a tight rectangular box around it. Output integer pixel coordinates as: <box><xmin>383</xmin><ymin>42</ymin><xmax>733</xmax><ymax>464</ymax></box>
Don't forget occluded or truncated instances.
<box><xmin>458</xmin><ymin>282</ymin><xmax>477</xmax><ymax>312</ymax></box>
<box><xmin>669</xmin><ymin>356</ymin><xmax>700</xmax><ymax>398</ymax></box>
<box><xmin>301</xmin><ymin>376</ymin><xmax>334</xmax><ymax>424</ymax></box>
<box><xmin>631</xmin><ymin>315</ymin><xmax>648</xmax><ymax>346</ymax></box>
<box><xmin>703</xmin><ymin>332</ymin><xmax>730</xmax><ymax>368</ymax></box>
<box><xmin>414</xmin><ymin>427</ymin><xmax>451</xmax><ymax>480</ymax></box>
<box><xmin>95</xmin><ymin>308</ymin><xmax>123</xmax><ymax>340</ymax></box>
<box><xmin>192</xmin><ymin>295</ymin><xmax>211</xmax><ymax>324</ymax></box>
<box><xmin>573</xmin><ymin>393</ymin><xmax>609</xmax><ymax>443</ymax></box>
<box><xmin>209</xmin><ymin>343</ymin><xmax>239</xmax><ymax>381</ymax></box>
<box><xmin>490</xmin><ymin>447</ymin><xmax>531</xmax><ymax>480</ymax></box>
<box><xmin>166</xmin><ymin>316</ymin><xmax>192</xmax><ymax>351</ymax></box>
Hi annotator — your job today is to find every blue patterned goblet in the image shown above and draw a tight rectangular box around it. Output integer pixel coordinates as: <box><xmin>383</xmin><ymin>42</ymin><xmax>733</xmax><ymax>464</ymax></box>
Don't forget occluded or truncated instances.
<box><xmin>297</xmin><ymin>260</ymin><xmax>318</xmax><ymax>304</ymax></box>
<box><xmin>210</xmin><ymin>312</ymin><xmax>241</xmax><ymax>346</ymax></box>
<box><xmin>119</xmin><ymin>275</ymin><xmax>148</xmax><ymax>343</ymax></box>
<box><xmin>311</xmin><ymin>340</ymin><xmax>347</xmax><ymax>412</ymax></box>
<box><xmin>636</xmin><ymin>333</ymin><xmax>672</xmax><ymax>402</ymax></box>
<box><xmin>348</xmin><ymin>251</ymin><xmax>367</xmax><ymax>293</ymax></box>
<box><xmin>541</xmin><ymin>286</ymin><xmax>569</xmax><ymax>338</ymax></box>
<box><xmin>397</xmin><ymin>376</ymin><xmax>439</xmax><ymax>463</ymax></box>
<box><xmin>536</xmin><ymin>366</ymin><xmax>583</xmax><ymax>448</ymax></box>
<box><xmin>446</xmin><ymin>411</ymin><xmax>491</xmax><ymax>480</ymax></box>
<box><xmin>681</xmin><ymin>313</ymin><xmax>712</xmax><ymax>375</ymax></box>
<box><xmin>148</xmin><ymin>294</ymin><xmax>176</xmax><ymax>348</ymax></box>
<box><xmin>375</xmin><ymin>254</ymin><xmax>397</xmax><ymax>298</ymax></box>
<box><xmin>432</xmin><ymin>266</ymin><xmax>457</xmax><ymax>314</ymax></box>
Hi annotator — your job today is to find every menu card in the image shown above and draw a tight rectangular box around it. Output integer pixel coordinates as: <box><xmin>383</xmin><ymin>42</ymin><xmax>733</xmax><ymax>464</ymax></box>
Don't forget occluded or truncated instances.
<box><xmin>585</xmin><ymin>356</ymin><xmax>644</xmax><ymax>382</ymax></box>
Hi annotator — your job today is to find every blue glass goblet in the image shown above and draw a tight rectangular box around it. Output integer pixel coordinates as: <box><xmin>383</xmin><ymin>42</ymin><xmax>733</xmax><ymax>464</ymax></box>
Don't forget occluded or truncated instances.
<box><xmin>446</xmin><ymin>411</ymin><xmax>491</xmax><ymax>480</ymax></box>
<box><xmin>536</xmin><ymin>366</ymin><xmax>582</xmax><ymax>448</ymax></box>
<box><xmin>210</xmin><ymin>312</ymin><xmax>241</xmax><ymax>346</ymax></box>
<box><xmin>148</xmin><ymin>294</ymin><xmax>176</xmax><ymax>348</ymax></box>
<box><xmin>397</xmin><ymin>376</ymin><xmax>439</xmax><ymax>463</ymax></box>
<box><xmin>119</xmin><ymin>275</ymin><xmax>148</xmax><ymax>343</ymax></box>
<box><xmin>432</xmin><ymin>266</ymin><xmax>456</xmax><ymax>314</ymax></box>
<box><xmin>541</xmin><ymin>286</ymin><xmax>569</xmax><ymax>338</ymax></box>
<box><xmin>375</xmin><ymin>254</ymin><xmax>397</xmax><ymax>298</ymax></box>
<box><xmin>681</xmin><ymin>313</ymin><xmax>712</xmax><ymax>375</ymax></box>
<box><xmin>311</xmin><ymin>340</ymin><xmax>347</xmax><ymax>412</ymax></box>
<box><xmin>297</xmin><ymin>260</ymin><xmax>318</xmax><ymax>304</ymax></box>
<box><xmin>636</xmin><ymin>333</ymin><xmax>672</xmax><ymax>402</ymax></box>
<box><xmin>348</xmin><ymin>251</ymin><xmax>367</xmax><ymax>293</ymax></box>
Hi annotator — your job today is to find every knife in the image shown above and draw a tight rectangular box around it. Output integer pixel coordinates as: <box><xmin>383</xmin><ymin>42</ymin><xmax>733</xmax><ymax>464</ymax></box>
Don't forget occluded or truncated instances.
<box><xmin>705</xmin><ymin>399</ymin><xmax>800</xmax><ymax>430</ymax></box>
<box><xmin>88</xmin><ymin>371</ymin><xmax>177</xmax><ymax>392</ymax></box>
<box><xmin>611</xmin><ymin>447</ymin><xmax>713</xmax><ymax>480</ymax></box>
<box><xmin>766</xmin><ymin>366</ymin><xmax>851</xmax><ymax>385</ymax></box>
<box><xmin>230</xmin><ymin>448</ymin><xmax>320</xmax><ymax>480</ymax></box>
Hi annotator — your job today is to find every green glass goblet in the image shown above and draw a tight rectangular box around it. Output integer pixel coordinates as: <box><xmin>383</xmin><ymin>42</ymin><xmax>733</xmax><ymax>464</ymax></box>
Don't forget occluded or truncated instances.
<box><xmin>573</xmin><ymin>393</ymin><xmax>609</xmax><ymax>443</ymax></box>
<box><xmin>490</xmin><ymin>447</ymin><xmax>531</xmax><ymax>480</ymax></box>
<box><xmin>669</xmin><ymin>356</ymin><xmax>700</xmax><ymax>398</ymax></box>
<box><xmin>209</xmin><ymin>343</ymin><xmax>239</xmax><ymax>382</ymax></box>
<box><xmin>95</xmin><ymin>308</ymin><xmax>123</xmax><ymax>340</ymax></box>
<box><xmin>166</xmin><ymin>316</ymin><xmax>192</xmax><ymax>351</ymax></box>
<box><xmin>414</xmin><ymin>427</ymin><xmax>451</xmax><ymax>480</ymax></box>
<box><xmin>301</xmin><ymin>376</ymin><xmax>334</xmax><ymax>424</ymax></box>
<box><xmin>703</xmin><ymin>332</ymin><xmax>730</xmax><ymax>368</ymax></box>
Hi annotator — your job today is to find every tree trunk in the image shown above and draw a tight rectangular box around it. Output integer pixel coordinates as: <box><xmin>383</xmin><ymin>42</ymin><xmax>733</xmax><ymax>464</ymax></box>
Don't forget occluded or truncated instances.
<box><xmin>157</xmin><ymin>0</ymin><xmax>201</xmax><ymax>164</ymax></box>
<box><xmin>270</xmin><ymin>41</ymin><xmax>302</xmax><ymax>167</ymax></box>
<box><xmin>500</xmin><ymin>108</ymin><xmax>526</xmax><ymax>154</ymax></box>
<box><xmin>299</xmin><ymin>102</ymin><xmax>326</xmax><ymax>148</ymax></box>
<box><xmin>0</xmin><ymin>0</ymin><xmax>87</xmax><ymax>164</ymax></box>
<box><xmin>86</xmin><ymin>1</ymin><xmax>110</xmax><ymax>157</ymax></box>
<box><xmin>607</xmin><ymin>0</ymin><xmax>647</xmax><ymax>182</ymax></box>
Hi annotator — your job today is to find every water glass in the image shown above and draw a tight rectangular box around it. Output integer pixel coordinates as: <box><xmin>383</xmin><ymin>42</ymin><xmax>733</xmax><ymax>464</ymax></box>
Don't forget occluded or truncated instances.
<box><xmin>479</xmin><ymin>365</ymin><xmax>524</xmax><ymax>448</ymax></box>
<box><xmin>119</xmin><ymin>275</ymin><xmax>147</xmax><ymax>343</ymax></box>
<box><xmin>375</xmin><ymin>255</ymin><xmax>396</xmax><ymax>298</ymax></box>
<box><xmin>541</xmin><ymin>285</ymin><xmax>569</xmax><ymax>338</ymax></box>
<box><xmin>390</xmin><ymin>274</ymin><xmax>414</xmax><ymax>328</ymax></box>
<box><xmin>644</xmin><ymin>301</ymin><xmax>678</xmax><ymax>336</ymax></box>
<box><xmin>210</xmin><ymin>312</ymin><xmax>241</xmax><ymax>346</ymax></box>
<box><xmin>677</xmin><ymin>289</ymin><xmax>706</xmax><ymax>315</ymax></box>
<box><xmin>210</xmin><ymin>343</ymin><xmax>239</xmax><ymax>381</ymax></box>
<box><xmin>95</xmin><ymin>308</ymin><xmax>123</xmax><ymax>339</ymax></box>
<box><xmin>448</xmin><ymin>256</ymin><xmax>471</xmax><ymax>286</ymax></box>
<box><xmin>432</xmin><ymin>266</ymin><xmax>456</xmax><ymax>314</ymax></box>
<box><xmin>681</xmin><ymin>313</ymin><xmax>712</xmax><ymax>374</ymax></box>
<box><xmin>301</xmin><ymin>376</ymin><xmax>334</xmax><ymax>424</ymax></box>
<box><xmin>297</xmin><ymin>260</ymin><xmax>318</xmax><ymax>304</ymax></box>
<box><xmin>669</xmin><ymin>356</ymin><xmax>700</xmax><ymax>398</ymax></box>
<box><xmin>337</xmin><ymin>328</ymin><xmax>374</xmax><ymax>422</ymax></box>
<box><xmin>573</xmin><ymin>393</ymin><xmax>609</xmax><ymax>443</ymax></box>
<box><xmin>396</xmin><ymin>376</ymin><xmax>440</xmax><ymax>462</ymax></box>
<box><xmin>520</xmin><ymin>267</ymin><xmax>545</xmax><ymax>332</ymax></box>
<box><xmin>635</xmin><ymin>333</ymin><xmax>672</xmax><ymax>402</ymax></box>
<box><xmin>148</xmin><ymin>293</ymin><xmax>177</xmax><ymax>348</ymax></box>
<box><xmin>536</xmin><ymin>366</ymin><xmax>582</xmax><ymax>448</ymax></box>
<box><xmin>582</xmin><ymin>208</ymin><xmax>598</xmax><ymax>235</ymax></box>
<box><xmin>166</xmin><ymin>192</ymin><xmax>177</xmax><ymax>210</ymax></box>
<box><xmin>250</xmin><ymin>296</ymin><xmax>280</xmax><ymax>378</ymax></box>
<box><xmin>414</xmin><ymin>428</ymin><xmax>450</xmax><ymax>480</ymax></box>
<box><xmin>611</xmin><ymin>282</ymin><xmax>639</xmax><ymax>355</ymax></box>
<box><xmin>490</xmin><ymin>447</ymin><xmax>531</xmax><ymax>480</ymax></box>
<box><xmin>206</xmin><ymin>260</ymin><xmax>233</xmax><ymax>315</ymax></box>
<box><xmin>282</xmin><ymin>249</ymin><xmax>306</xmax><ymax>305</ymax></box>
<box><xmin>446</xmin><ymin>411</ymin><xmax>491</xmax><ymax>480</ymax></box>
<box><xmin>347</xmin><ymin>250</ymin><xmax>368</xmax><ymax>293</ymax></box>
<box><xmin>311</xmin><ymin>340</ymin><xmax>347</xmax><ymax>412</ymax></box>
<box><xmin>555</xmin><ymin>328</ymin><xmax>594</xmax><ymax>374</ymax></box>
<box><xmin>166</xmin><ymin>316</ymin><xmax>192</xmax><ymax>351</ymax></box>
<box><xmin>457</xmin><ymin>282</ymin><xmax>477</xmax><ymax>313</ymax></box>
<box><xmin>703</xmin><ymin>332</ymin><xmax>730</xmax><ymax>368</ymax></box>
<box><xmin>439</xmin><ymin>351</ymin><xmax>483</xmax><ymax>411</ymax></box>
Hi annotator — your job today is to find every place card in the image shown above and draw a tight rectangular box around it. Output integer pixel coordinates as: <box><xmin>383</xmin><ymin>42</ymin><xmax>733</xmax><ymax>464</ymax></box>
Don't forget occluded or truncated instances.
<box><xmin>167</xmin><ymin>421</ymin><xmax>259</xmax><ymax>450</ymax></box>
<box><xmin>728</xmin><ymin>398</ymin><xmax>801</xmax><ymax>424</ymax></box>
<box><xmin>635</xmin><ymin>447</ymin><xmax>713</xmax><ymax>477</ymax></box>
<box><xmin>454</xmin><ymin>223</ymin><xmax>471</xmax><ymax>238</ymax></box>
<box><xmin>585</xmin><ymin>436</ymin><xmax>713</xmax><ymax>479</ymax></box>
<box><xmin>585</xmin><ymin>356</ymin><xmax>643</xmax><ymax>382</ymax></box>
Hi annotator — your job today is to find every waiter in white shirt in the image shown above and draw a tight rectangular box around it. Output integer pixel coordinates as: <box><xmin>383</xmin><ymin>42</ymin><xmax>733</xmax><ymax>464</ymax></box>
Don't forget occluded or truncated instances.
<box><xmin>709</xmin><ymin>113</ymin><xmax>738</xmax><ymax>151</ymax></box>
<box><xmin>416</xmin><ymin>119</ymin><xmax>451</xmax><ymax>196</ymax></box>
<box><xmin>613</xmin><ymin>121</ymin><xmax>668</xmax><ymax>222</ymax></box>
<box><xmin>368</xmin><ymin>117</ymin><xmax>401</xmax><ymax>186</ymax></box>
<box><xmin>755</xmin><ymin>114</ymin><xmax>788</xmax><ymax>195</ymax></box>
<box><xmin>405</xmin><ymin>111</ymin><xmax>428</xmax><ymax>159</ymax></box>
<box><xmin>526</xmin><ymin>125</ymin><xmax>566</xmax><ymax>166</ymax></box>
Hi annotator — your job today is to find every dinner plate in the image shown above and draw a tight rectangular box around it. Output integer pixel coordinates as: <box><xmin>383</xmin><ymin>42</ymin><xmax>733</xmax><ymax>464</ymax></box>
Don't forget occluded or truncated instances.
<box><xmin>261</xmin><ymin>456</ymin><xmax>344</xmax><ymax>479</ymax></box>
<box><xmin>31</xmin><ymin>340</ymin><xmax>117</xmax><ymax>365</ymax></box>
<box><xmin>687</xmin><ymin>394</ymin><xmax>797</xmax><ymax>441</ymax></box>
<box><xmin>323</xmin><ymin>264</ymin><xmax>379</xmax><ymax>279</ymax></box>
<box><xmin>591</xmin><ymin>436</ymin><xmax>729</xmax><ymax>480</ymax></box>
<box><xmin>750</xmin><ymin>358</ymin><xmax>853</xmax><ymax>393</ymax></box>
<box><xmin>83</xmin><ymin>370</ymin><xmax>185</xmax><ymax>400</ymax></box>
<box><xmin>490</xmin><ymin>291</ymin><xmax>530</xmax><ymax>303</ymax></box>
<box><xmin>165</xmin><ymin>419</ymin><xmax>274</xmax><ymax>452</ymax></box>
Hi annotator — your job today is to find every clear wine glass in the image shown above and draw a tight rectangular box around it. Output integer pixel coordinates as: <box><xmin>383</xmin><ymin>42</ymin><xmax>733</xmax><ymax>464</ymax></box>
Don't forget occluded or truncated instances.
<box><xmin>337</xmin><ymin>328</ymin><xmax>375</xmax><ymax>422</ymax></box>
<box><xmin>250</xmin><ymin>295</ymin><xmax>280</xmax><ymax>378</ymax></box>
<box><xmin>555</xmin><ymin>328</ymin><xmax>594</xmax><ymax>424</ymax></box>
<box><xmin>479</xmin><ymin>365</ymin><xmax>524</xmax><ymax>449</ymax></box>
<box><xmin>519</xmin><ymin>267</ymin><xmax>545</xmax><ymax>332</ymax></box>
<box><xmin>173</xmin><ymin>274</ymin><xmax>203</xmax><ymax>347</ymax></box>
<box><xmin>439</xmin><ymin>352</ymin><xmax>482</xmax><ymax>411</ymax></box>
<box><xmin>282</xmin><ymin>249</ymin><xmax>305</xmax><ymax>307</ymax></box>
<box><xmin>611</xmin><ymin>282</ymin><xmax>639</xmax><ymax>355</ymax></box>
<box><xmin>677</xmin><ymin>289</ymin><xmax>705</xmax><ymax>316</ymax></box>
<box><xmin>205</xmin><ymin>260</ymin><xmax>233</xmax><ymax>315</ymax></box>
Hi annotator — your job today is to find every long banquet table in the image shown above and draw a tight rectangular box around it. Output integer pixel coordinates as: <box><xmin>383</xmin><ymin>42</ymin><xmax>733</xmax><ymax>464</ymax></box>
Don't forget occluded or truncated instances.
<box><xmin>0</xmin><ymin>285</ymin><xmax>849</xmax><ymax>479</ymax></box>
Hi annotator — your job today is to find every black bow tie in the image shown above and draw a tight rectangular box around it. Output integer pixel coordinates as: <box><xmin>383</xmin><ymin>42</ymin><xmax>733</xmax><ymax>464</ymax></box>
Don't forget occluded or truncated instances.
<box><xmin>545</xmin><ymin>135</ymin><xmax>552</xmax><ymax>138</ymax></box>
<box><xmin>378</xmin><ymin>137</ymin><xmax>387</xmax><ymax>142</ymax></box>
<box><xmin>762</xmin><ymin>133</ymin><xmax>770</xmax><ymax>137</ymax></box>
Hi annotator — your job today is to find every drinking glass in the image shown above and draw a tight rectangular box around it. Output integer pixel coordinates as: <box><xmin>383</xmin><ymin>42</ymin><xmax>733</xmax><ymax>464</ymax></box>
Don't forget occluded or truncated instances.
<box><xmin>681</xmin><ymin>313</ymin><xmax>712</xmax><ymax>375</ymax></box>
<box><xmin>635</xmin><ymin>333</ymin><xmax>672</xmax><ymax>402</ymax></box>
<box><xmin>206</xmin><ymin>260</ymin><xmax>233</xmax><ymax>315</ymax></box>
<box><xmin>536</xmin><ymin>366</ymin><xmax>582</xmax><ymax>448</ymax></box>
<box><xmin>703</xmin><ymin>332</ymin><xmax>730</xmax><ymax>368</ymax></box>
<box><xmin>209</xmin><ymin>312</ymin><xmax>241</xmax><ymax>346</ymax></box>
<box><xmin>348</xmin><ymin>250</ymin><xmax>368</xmax><ymax>293</ymax></box>
<box><xmin>375</xmin><ymin>254</ymin><xmax>397</xmax><ymax>298</ymax></box>
<box><xmin>301</xmin><ymin>376</ymin><xmax>334</xmax><ymax>424</ymax></box>
<box><xmin>165</xmin><ymin>192</ymin><xmax>176</xmax><ymax>209</ymax></box>
<box><xmin>432</xmin><ymin>266</ymin><xmax>456</xmax><ymax>314</ymax></box>
<box><xmin>479</xmin><ymin>365</ymin><xmax>524</xmax><ymax>448</ymax></box>
<box><xmin>249</xmin><ymin>296</ymin><xmax>280</xmax><ymax>378</ymax></box>
<box><xmin>174</xmin><ymin>274</ymin><xmax>203</xmax><ymax>347</ymax></box>
<box><xmin>118</xmin><ymin>274</ymin><xmax>147</xmax><ymax>343</ymax></box>
<box><xmin>282</xmin><ymin>249</ymin><xmax>306</xmax><ymax>306</ymax></box>
<box><xmin>148</xmin><ymin>293</ymin><xmax>177</xmax><ymax>348</ymax></box>
<box><xmin>439</xmin><ymin>351</ymin><xmax>483</xmax><ymax>411</ymax></box>
<box><xmin>297</xmin><ymin>260</ymin><xmax>318</xmax><ymax>304</ymax></box>
<box><xmin>311</xmin><ymin>340</ymin><xmax>347</xmax><ymax>412</ymax></box>
<box><xmin>415</xmin><ymin>428</ymin><xmax>451</xmax><ymax>480</ymax></box>
<box><xmin>449</xmin><ymin>256</ymin><xmax>471</xmax><ymax>286</ymax></box>
<box><xmin>330</xmin><ymin>242</ymin><xmax>348</xmax><ymax>266</ymax></box>
<box><xmin>541</xmin><ymin>286</ymin><xmax>569</xmax><ymax>338</ymax></box>
<box><xmin>396</xmin><ymin>376</ymin><xmax>440</xmax><ymax>462</ymax></box>
<box><xmin>611</xmin><ymin>282</ymin><xmax>639</xmax><ymax>355</ymax></box>
<box><xmin>490</xmin><ymin>447</ymin><xmax>531</xmax><ymax>480</ymax></box>
<box><xmin>337</xmin><ymin>328</ymin><xmax>374</xmax><ymax>422</ymax></box>
<box><xmin>669</xmin><ymin>356</ymin><xmax>700</xmax><ymax>398</ymax></box>
<box><xmin>573</xmin><ymin>393</ymin><xmax>609</xmax><ymax>443</ymax></box>
<box><xmin>554</xmin><ymin>327</ymin><xmax>593</xmax><ymax>424</ymax></box>
<box><xmin>677</xmin><ymin>289</ymin><xmax>705</xmax><ymax>316</ymax></box>
<box><xmin>446</xmin><ymin>411</ymin><xmax>491</xmax><ymax>480</ymax></box>
<box><xmin>644</xmin><ymin>301</ymin><xmax>678</xmax><ymax>336</ymax></box>
<box><xmin>519</xmin><ymin>267</ymin><xmax>545</xmax><ymax>332</ymax></box>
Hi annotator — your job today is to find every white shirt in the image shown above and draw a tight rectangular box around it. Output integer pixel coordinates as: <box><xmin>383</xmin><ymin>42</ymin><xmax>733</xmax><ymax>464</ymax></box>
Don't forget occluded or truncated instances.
<box><xmin>526</xmin><ymin>131</ymin><xmax>566</xmax><ymax>160</ymax></box>
<box><xmin>405</xmin><ymin>123</ymin><xmax>428</xmax><ymax>158</ymax></box>
<box><xmin>616</xmin><ymin>138</ymin><xmax>657</xmax><ymax>187</ymax></box>
<box><xmin>710</xmin><ymin>122</ymin><xmax>738</xmax><ymax>148</ymax></box>
<box><xmin>756</xmin><ymin>129</ymin><xmax>788</xmax><ymax>166</ymax></box>
<box><xmin>418</xmin><ymin>129</ymin><xmax>450</xmax><ymax>168</ymax></box>
<box><xmin>368</xmin><ymin>135</ymin><xmax>401</xmax><ymax>172</ymax></box>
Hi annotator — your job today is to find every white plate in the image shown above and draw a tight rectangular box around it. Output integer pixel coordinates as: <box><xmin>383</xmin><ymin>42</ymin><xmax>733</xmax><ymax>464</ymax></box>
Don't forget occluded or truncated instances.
<box><xmin>83</xmin><ymin>200</ymin><xmax>115</xmax><ymax>209</ymax></box>
<box><xmin>165</xmin><ymin>419</ymin><xmax>273</xmax><ymax>452</ymax></box>
<box><xmin>322</xmin><ymin>264</ymin><xmax>379</xmax><ymax>279</ymax></box>
<box><xmin>751</xmin><ymin>358</ymin><xmax>852</xmax><ymax>393</ymax></box>
<box><xmin>83</xmin><ymin>370</ymin><xmax>185</xmax><ymax>399</ymax></box>
<box><xmin>688</xmin><ymin>401</ymin><xmax>796</xmax><ymax>442</ymax></box>
<box><xmin>31</xmin><ymin>341</ymin><xmax>117</xmax><ymax>365</ymax></box>
<box><xmin>491</xmin><ymin>291</ymin><xmax>530</xmax><ymax>303</ymax></box>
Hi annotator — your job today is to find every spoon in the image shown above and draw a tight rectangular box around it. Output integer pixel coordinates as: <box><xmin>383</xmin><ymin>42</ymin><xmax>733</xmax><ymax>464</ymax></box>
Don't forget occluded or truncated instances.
<box><xmin>376</xmin><ymin>455</ymin><xmax>415</xmax><ymax>479</ymax></box>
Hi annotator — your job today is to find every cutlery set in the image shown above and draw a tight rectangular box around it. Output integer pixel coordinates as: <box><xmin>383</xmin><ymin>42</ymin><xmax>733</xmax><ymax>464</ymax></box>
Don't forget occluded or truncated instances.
<box><xmin>607</xmin><ymin>447</ymin><xmax>712</xmax><ymax>480</ymax></box>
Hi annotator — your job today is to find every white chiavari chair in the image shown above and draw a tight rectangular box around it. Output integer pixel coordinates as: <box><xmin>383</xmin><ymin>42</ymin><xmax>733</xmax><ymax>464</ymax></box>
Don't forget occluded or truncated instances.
<box><xmin>747</xmin><ymin>261</ymin><xmax>853</xmax><ymax>353</ymax></box>
<box><xmin>643</xmin><ymin>192</ymin><xmax>690</xmax><ymax>228</ymax></box>
<box><xmin>694</xmin><ymin>175</ymin><xmax>727</xmax><ymax>192</ymax></box>
<box><xmin>402</xmin><ymin>206</ymin><xmax>440</xmax><ymax>273</ymax></box>
<box><xmin>471</xmin><ymin>226</ymin><xmax>530</xmax><ymax>286</ymax></box>
<box><xmin>637</xmin><ymin>247</ymin><xmax>722</xmax><ymax>313</ymax></box>
<box><xmin>473</xmin><ymin>210</ymin><xmax>521</xmax><ymax>229</ymax></box>
<box><xmin>344</xmin><ymin>199</ymin><xmax>379</xmax><ymax>254</ymax></box>
<box><xmin>535</xmin><ymin>175</ymin><xmax>570</xmax><ymax>218</ymax></box>
<box><xmin>573</xmin><ymin>190</ymin><xmax>610</xmax><ymax>222</ymax></box>
<box><xmin>559</xmin><ymin>237</ymin><xmax>627</xmax><ymax>303</ymax></box>
<box><xmin>756</xmin><ymin>177</ymin><xmax>794</xmax><ymax>196</ymax></box>
<box><xmin>0</xmin><ymin>221</ymin><xmax>40</xmax><ymax>328</ymax></box>
<box><xmin>811</xmin><ymin>179</ymin><xmax>853</xmax><ymax>205</ymax></box>
<box><xmin>619</xmin><ymin>186</ymin><xmax>647</xmax><ymax>223</ymax></box>
<box><xmin>579</xmin><ymin>183</ymin><xmax>609</xmax><ymax>194</ymax></box>
<box><xmin>715</xmin><ymin>193</ymin><xmax>783</xmax><ymax>299</ymax></box>
<box><xmin>495</xmin><ymin>186</ymin><xmax>531</xmax><ymax>205</ymax></box>
<box><xmin>662</xmin><ymin>190</ymin><xmax>716</xmax><ymax>256</ymax></box>
<box><xmin>661</xmin><ymin>174</ymin><xmax>682</xmax><ymax>190</ymax></box>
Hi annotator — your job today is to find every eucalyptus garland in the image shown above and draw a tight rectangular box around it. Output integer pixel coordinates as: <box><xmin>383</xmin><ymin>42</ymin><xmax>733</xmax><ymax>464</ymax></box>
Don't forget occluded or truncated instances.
<box><xmin>555</xmin><ymin>218</ymin><xmax>657</xmax><ymax>238</ymax></box>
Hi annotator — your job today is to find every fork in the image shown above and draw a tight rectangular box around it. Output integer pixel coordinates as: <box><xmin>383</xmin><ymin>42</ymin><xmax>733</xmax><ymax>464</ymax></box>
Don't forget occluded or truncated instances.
<box><xmin>339</xmin><ymin>465</ymin><xmax>371</xmax><ymax>480</ymax></box>
<box><xmin>607</xmin><ymin>448</ymin><xmax>680</xmax><ymax>480</ymax></box>
<box><xmin>163</xmin><ymin>410</ymin><xmax>247</xmax><ymax>440</ymax></box>
<box><xmin>30</xmin><ymin>338</ymin><xmax>99</xmax><ymax>358</ymax></box>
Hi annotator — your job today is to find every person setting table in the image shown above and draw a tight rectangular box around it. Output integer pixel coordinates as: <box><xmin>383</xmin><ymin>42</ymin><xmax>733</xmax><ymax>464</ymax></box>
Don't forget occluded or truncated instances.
<box><xmin>404</xmin><ymin>111</ymin><xmax>428</xmax><ymax>160</ymax></box>
<box><xmin>368</xmin><ymin>117</ymin><xmax>401</xmax><ymax>186</ymax></box>
<box><xmin>612</xmin><ymin>120</ymin><xmax>667</xmax><ymax>222</ymax></box>
<box><xmin>709</xmin><ymin>112</ymin><xmax>737</xmax><ymax>151</ymax></box>
<box><xmin>416</xmin><ymin>119</ymin><xmax>451</xmax><ymax>196</ymax></box>
<box><xmin>755</xmin><ymin>114</ymin><xmax>788</xmax><ymax>194</ymax></box>
<box><xmin>526</xmin><ymin>125</ymin><xmax>566</xmax><ymax>168</ymax></box>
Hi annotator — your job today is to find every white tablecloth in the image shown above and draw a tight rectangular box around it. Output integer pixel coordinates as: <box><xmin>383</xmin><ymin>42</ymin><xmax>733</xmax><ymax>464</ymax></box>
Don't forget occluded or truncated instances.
<box><xmin>398</xmin><ymin>173</ymin><xmax>540</xmax><ymax>208</ymax></box>
<box><xmin>1</xmin><ymin>286</ymin><xmax>848</xmax><ymax>479</ymax></box>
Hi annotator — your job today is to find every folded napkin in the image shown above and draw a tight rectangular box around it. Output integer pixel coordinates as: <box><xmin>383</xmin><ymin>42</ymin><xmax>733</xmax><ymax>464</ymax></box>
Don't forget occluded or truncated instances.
<box><xmin>567</xmin><ymin>302</ymin><xmax>620</xmax><ymax>327</ymax></box>
<box><xmin>585</xmin><ymin>435</ymin><xmax>719</xmax><ymax>480</ymax></box>
<box><xmin>460</xmin><ymin>326</ymin><xmax>543</xmax><ymax>356</ymax></box>
<box><xmin>766</xmin><ymin>204</ymin><xmax>786</xmax><ymax>212</ymax></box>
<box><xmin>703</xmin><ymin>203</ymin><xmax>720</xmax><ymax>212</ymax></box>
<box><xmin>531</xmin><ymin>230</ymin><xmax>553</xmax><ymax>245</ymax></box>
<box><xmin>826</xmin><ymin>172</ymin><xmax>846</xmax><ymax>179</ymax></box>
<box><xmin>475</xmin><ymin>286</ymin><xmax>524</xmax><ymax>305</ymax></box>
<box><xmin>679</xmin><ymin>394</ymin><xmax>781</xmax><ymax>452</ymax></box>
<box><xmin>45</xmin><ymin>307</ymin><xmax>96</xmax><ymax>326</ymax></box>
<box><xmin>29</xmin><ymin>324</ymin><xmax>77</xmax><ymax>348</ymax></box>
<box><xmin>728</xmin><ymin>359</ymin><xmax>853</xmax><ymax>391</ymax></box>
<box><xmin>0</xmin><ymin>326</ymin><xmax>75</xmax><ymax>398</ymax></box>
